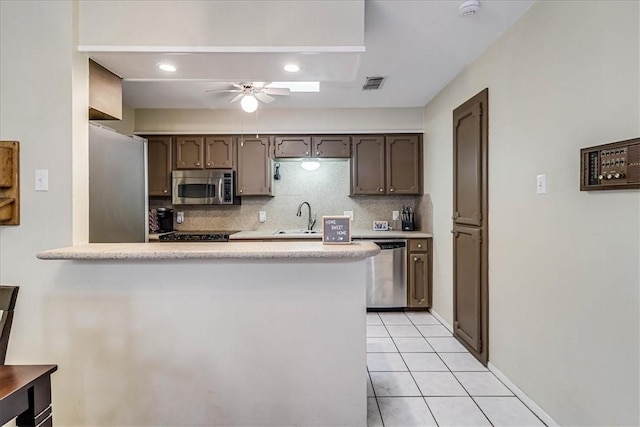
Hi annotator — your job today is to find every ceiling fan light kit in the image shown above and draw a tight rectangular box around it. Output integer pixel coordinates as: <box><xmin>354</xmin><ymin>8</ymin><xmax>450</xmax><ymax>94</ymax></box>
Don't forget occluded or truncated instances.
<box><xmin>240</xmin><ymin>95</ymin><xmax>259</xmax><ymax>113</ymax></box>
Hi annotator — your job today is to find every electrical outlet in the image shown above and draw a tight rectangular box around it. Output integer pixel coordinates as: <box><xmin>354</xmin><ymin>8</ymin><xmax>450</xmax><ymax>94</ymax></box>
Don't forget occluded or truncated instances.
<box><xmin>536</xmin><ymin>174</ymin><xmax>547</xmax><ymax>194</ymax></box>
<box><xmin>259</xmin><ymin>211</ymin><xmax>267</xmax><ymax>223</ymax></box>
<box><xmin>176</xmin><ymin>212</ymin><xmax>184</xmax><ymax>224</ymax></box>
<box><xmin>343</xmin><ymin>210</ymin><xmax>354</xmax><ymax>219</ymax></box>
<box><xmin>392</xmin><ymin>210</ymin><xmax>399</xmax><ymax>220</ymax></box>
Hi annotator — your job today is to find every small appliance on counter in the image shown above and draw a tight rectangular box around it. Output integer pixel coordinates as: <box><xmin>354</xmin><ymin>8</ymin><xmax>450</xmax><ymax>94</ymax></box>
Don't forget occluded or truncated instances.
<box><xmin>155</xmin><ymin>207</ymin><xmax>174</xmax><ymax>233</ymax></box>
<box><xmin>158</xmin><ymin>230</ymin><xmax>238</xmax><ymax>242</ymax></box>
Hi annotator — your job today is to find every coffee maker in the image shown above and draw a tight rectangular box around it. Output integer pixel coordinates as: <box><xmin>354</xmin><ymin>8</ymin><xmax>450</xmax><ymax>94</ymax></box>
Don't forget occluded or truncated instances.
<box><xmin>150</xmin><ymin>207</ymin><xmax>174</xmax><ymax>233</ymax></box>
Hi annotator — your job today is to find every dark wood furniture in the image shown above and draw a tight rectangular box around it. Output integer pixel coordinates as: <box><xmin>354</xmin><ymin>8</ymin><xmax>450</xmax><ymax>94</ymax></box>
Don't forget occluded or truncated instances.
<box><xmin>351</xmin><ymin>134</ymin><xmax>422</xmax><ymax>195</ymax></box>
<box><xmin>0</xmin><ymin>365</ymin><xmax>57</xmax><ymax>427</ymax></box>
<box><xmin>237</xmin><ymin>136</ymin><xmax>273</xmax><ymax>196</ymax></box>
<box><xmin>407</xmin><ymin>239</ymin><xmax>431</xmax><ymax>308</ymax></box>
<box><xmin>0</xmin><ymin>285</ymin><xmax>19</xmax><ymax>364</ymax></box>
<box><xmin>147</xmin><ymin>136</ymin><xmax>172</xmax><ymax>196</ymax></box>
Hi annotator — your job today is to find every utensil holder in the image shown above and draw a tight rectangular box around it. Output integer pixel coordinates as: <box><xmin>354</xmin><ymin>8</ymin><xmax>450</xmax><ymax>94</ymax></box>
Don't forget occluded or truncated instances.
<box><xmin>402</xmin><ymin>221</ymin><xmax>414</xmax><ymax>231</ymax></box>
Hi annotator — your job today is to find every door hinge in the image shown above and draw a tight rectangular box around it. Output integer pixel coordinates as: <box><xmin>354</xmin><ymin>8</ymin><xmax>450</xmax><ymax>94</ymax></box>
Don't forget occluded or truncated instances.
<box><xmin>478</xmin><ymin>231</ymin><xmax>482</xmax><ymax>244</ymax></box>
<box><xmin>478</xmin><ymin>339</ymin><xmax>482</xmax><ymax>352</ymax></box>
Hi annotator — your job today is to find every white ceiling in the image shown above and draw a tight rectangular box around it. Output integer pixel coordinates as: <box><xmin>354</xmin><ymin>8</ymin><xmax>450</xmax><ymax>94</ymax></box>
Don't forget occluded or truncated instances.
<box><xmin>91</xmin><ymin>1</ymin><xmax>535</xmax><ymax>110</ymax></box>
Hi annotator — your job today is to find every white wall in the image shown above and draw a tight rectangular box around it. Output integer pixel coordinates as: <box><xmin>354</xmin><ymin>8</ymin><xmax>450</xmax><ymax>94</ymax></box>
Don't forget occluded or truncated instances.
<box><xmin>423</xmin><ymin>1</ymin><xmax>640</xmax><ymax>425</ymax></box>
<box><xmin>135</xmin><ymin>107</ymin><xmax>424</xmax><ymax>134</ymax></box>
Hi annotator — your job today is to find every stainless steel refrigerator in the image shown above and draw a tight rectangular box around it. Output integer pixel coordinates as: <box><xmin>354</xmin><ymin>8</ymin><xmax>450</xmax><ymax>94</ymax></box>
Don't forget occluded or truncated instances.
<box><xmin>89</xmin><ymin>123</ymin><xmax>148</xmax><ymax>243</ymax></box>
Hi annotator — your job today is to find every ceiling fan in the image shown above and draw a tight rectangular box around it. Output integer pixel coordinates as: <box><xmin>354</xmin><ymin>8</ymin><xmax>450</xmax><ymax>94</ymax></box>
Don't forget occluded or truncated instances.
<box><xmin>207</xmin><ymin>82</ymin><xmax>291</xmax><ymax>112</ymax></box>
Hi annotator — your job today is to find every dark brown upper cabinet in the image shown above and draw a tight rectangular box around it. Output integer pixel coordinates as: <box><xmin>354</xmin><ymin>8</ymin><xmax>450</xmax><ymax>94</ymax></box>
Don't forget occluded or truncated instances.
<box><xmin>351</xmin><ymin>136</ymin><xmax>386</xmax><ymax>194</ymax></box>
<box><xmin>274</xmin><ymin>136</ymin><xmax>312</xmax><ymax>158</ymax></box>
<box><xmin>147</xmin><ymin>136</ymin><xmax>172</xmax><ymax>197</ymax></box>
<box><xmin>205</xmin><ymin>136</ymin><xmax>233</xmax><ymax>168</ymax></box>
<box><xmin>175</xmin><ymin>136</ymin><xmax>205</xmax><ymax>169</ymax></box>
<box><xmin>312</xmin><ymin>135</ymin><xmax>351</xmax><ymax>158</ymax></box>
<box><xmin>274</xmin><ymin>135</ymin><xmax>351</xmax><ymax>159</ymax></box>
<box><xmin>237</xmin><ymin>136</ymin><xmax>273</xmax><ymax>196</ymax></box>
<box><xmin>176</xmin><ymin>136</ymin><xmax>234</xmax><ymax>169</ymax></box>
<box><xmin>351</xmin><ymin>134</ymin><xmax>422</xmax><ymax>195</ymax></box>
<box><xmin>386</xmin><ymin>135</ymin><xmax>421</xmax><ymax>194</ymax></box>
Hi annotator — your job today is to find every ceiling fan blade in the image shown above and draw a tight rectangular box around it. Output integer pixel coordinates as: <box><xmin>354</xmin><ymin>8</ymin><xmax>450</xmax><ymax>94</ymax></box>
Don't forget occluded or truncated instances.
<box><xmin>254</xmin><ymin>92</ymin><xmax>275</xmax><ymax>104</ymax></box>
<box><xmin>262</xmin><ymin>87</ymin><xmax>290</xmax><ymax>96</ymax></box>
<box><xmin>205</xmin><ymin>89</ymin><xmax>242</xmax><ymax>93</ymax></box>
<box><xmin>252</xmin><ymin>81</ymin><xmax>270</xmax><ymax>88</ymax></box>
<box><xmin>231</xmin><ymin>82</ymin><xmax>244</xmax><ymax>89</ymax></box>
<box><xmin>229</xmin><ymin>93</ymin><xmax>244</xmax><ymax>103</ymax></box>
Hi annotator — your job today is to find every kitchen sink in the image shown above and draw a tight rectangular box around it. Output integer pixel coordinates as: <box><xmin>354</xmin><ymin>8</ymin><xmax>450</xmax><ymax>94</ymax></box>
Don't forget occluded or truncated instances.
<box><xmin>274</xmin><ymin>229</ymin><xmax>321</xmax><ymax>235</ymax></box>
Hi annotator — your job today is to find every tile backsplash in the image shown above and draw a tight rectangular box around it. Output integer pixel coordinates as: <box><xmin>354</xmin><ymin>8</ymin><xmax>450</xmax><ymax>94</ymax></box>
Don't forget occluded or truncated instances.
<box><xmin>151</xmin><ymin>160</ymin><xmax>431</xmax><ymax>231</ymax></box>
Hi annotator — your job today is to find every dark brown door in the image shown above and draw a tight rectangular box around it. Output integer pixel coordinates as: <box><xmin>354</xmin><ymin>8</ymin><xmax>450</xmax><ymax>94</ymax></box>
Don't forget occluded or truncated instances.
<box><xmin>351</xmin><ymin>135</ymin><xmax>385</xmax><ymax>195</ymax></box>
<box><xmin>237</xmin><ymin>136</ymin><xmax>272</xmax><ymax>196</ymax></box>
<box><xmin>205</xmin><ymin>136</ymin><xmax>233</xmax><ymax>169</ymax></box>
<box><xmin>274</xmin><ymin>136</ymin><xmax>311</xmax><ymax>158</ymax></box>
<box><xmin>147</xmin><ymin>136</ymin><xmax>172</xmax><ymax>196</ymax></box>
<box><xmin>452</xmin><ymin>88</ymin><xmax>488</xmax><ymax>365</ymax></box>
<box><xmin>175</xmin><ymin>136</ymin><xmax>204</xmax><ymax>169</ymax></box>
<box><xmin>386</xmin><ymin>135</ymin><xmax>421</xmax><ymax>195</ymax></box>
<box><xmin>312</xmin><ymin>136</ymin><xmax>351</xmax><ymax>158</ymax></box>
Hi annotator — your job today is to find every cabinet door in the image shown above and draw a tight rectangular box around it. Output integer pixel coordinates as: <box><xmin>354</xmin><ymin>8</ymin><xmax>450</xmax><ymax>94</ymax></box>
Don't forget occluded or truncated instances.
<box><xmin>408</xmin><ymin>253</ymin><xmax>430</xmax><ymax>308</ymax></box>
<box><xmin>351</xmin><ymin>135</ymin><xmax>385</xmax><ymax>195</ymax></box>
<box><xmin>274</xmin><ymin>136</ymin><xmax>311</xmax><ymax>158</ymax></box>
<box><xmin>386</xmin><ymin>135</ymin><xmax>421</xmax><ymax>195</ymax></box>
<box><xmin>147</xmin><ymin>136</ymin><xmax>172</xmax><ymax>196</ymax></box>
<box><xmin>175</xmin><ymin>136</ymin><xmax>204</xmax><ymax>169</ymax></box>
<box><xmin>312</xmin><ymin>136</ymin><xmax>351</xmax><ymax>158</ymax></box>
<box><xmin>205</xmin><ymin>136</ymin><xmax>233</xmax><ymax>169</ymax></box>
<box><xmin>453</xmin><ymin>226</ymin><xmax>482</xmax><ymax>353</ymax></box>
<box><xmin>237</xmin><ymin>137</ymin><xmax>273</xmax><ymax>196</ymax></box>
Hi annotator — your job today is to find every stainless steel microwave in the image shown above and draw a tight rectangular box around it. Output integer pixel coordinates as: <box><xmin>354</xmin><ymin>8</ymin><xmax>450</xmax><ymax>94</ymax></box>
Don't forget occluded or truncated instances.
<box><xmin>172</xmin><ymin>170</ymin><xmax>237</xmax><ymax>205</ymax></box>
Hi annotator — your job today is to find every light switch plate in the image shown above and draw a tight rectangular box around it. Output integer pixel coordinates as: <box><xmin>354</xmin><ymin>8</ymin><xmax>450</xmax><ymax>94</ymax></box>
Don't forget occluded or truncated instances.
<box><xmin>35</xmin><ymin>169</ymin><xmax>48</xmax><ymax>191</ymax></box>
<box><xmin>176</xmin><ymin>211</ymin><xmax>184</xmax><ymax>224</ymax></box>
<box><xmin>259</xmin><ymin>211</ymin><xmax>267</xmax><ymax>223</ymax></box>
<box><xmin>392</xmin><ymin>210</ymin><xmax>400</xmax><ymax>220</ymax></box>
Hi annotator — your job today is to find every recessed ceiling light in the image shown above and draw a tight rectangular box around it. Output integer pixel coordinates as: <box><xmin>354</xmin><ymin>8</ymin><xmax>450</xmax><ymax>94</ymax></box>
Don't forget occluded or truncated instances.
<box><xmin>283</xmin><ymin>64</ymin><xmax>300</xmax><ymax>73</ymax></box>
<box><xmin>157</xmin><ymin>63</ymin><xmax>176</xmax><ymax>72</ymax></box>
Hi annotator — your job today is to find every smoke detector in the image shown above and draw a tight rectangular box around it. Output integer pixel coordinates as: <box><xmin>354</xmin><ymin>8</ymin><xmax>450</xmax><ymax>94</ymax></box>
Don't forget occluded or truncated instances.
<box><xmin>459</xmin><ymin>0</ymin><xmax>480</xmax><ymax>17</ymax></box>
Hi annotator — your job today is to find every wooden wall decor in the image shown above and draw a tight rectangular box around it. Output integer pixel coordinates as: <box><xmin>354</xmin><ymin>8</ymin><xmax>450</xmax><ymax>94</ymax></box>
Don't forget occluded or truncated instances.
<box><xmin>0</xmin><ymin>141</ymin><xmax>19</xmax><ymax>225</ymax></box>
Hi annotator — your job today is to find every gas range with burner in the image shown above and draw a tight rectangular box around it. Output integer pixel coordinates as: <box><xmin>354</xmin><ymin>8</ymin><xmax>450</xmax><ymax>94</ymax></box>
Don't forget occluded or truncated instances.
<box><xmin>158</xmin><ymin>231</ymin><xmax>238</xmax><ymax>242</ymax></box>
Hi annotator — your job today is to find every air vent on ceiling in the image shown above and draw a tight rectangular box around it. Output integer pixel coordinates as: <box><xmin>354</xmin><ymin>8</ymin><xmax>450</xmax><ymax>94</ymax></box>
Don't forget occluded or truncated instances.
<box><xmin>362</xmin><ymin>76</ymin><xmax>385</xmax><ymax>90</ymax></box>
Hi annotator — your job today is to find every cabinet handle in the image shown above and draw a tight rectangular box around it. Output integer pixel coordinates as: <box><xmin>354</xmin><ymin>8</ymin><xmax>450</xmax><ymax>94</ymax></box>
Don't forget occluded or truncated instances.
<box><xmin>379</xmin><ymin>188</ymin><xmax>384</xmax><ymax>192</ymax></box>
<box><xmin>207</xmin><ymin>162</ymin><xmax>211</xmax><ymax>166</ymax></box>
<box><xmin>239</xmin><ymin>189</ymin><xmax>243</xmax><ymax>193</ymax></box>
<box><xmin>195</xmin><ymin>162</ymin><xmax>201</xmax><ymax>166</ymax></box>
<box><xmin>316</xmin><ymin>151</ymin><xmax>320</xmax><ymax>156</ymax></box>
<box><xmin>414</xmin><ymin>257</ymin><xmax>418</xmax><ymax>261</ymax></box>
<box><xmin>163</xmin><ymin>189</ymin><xmax>168</xmax><ymax>194</ymax></box>
<box><xmin>390</xmin><ymin>188</ymin><xmax>394</xmax><ymax>192</ymax></box>
<box><xmin>417</xmin><ymin>244</ymin><xmax>422</xmax><ymax>248</ymax></box>
<box><xmin>305</xmin><ymin>151</ymin><xmax>309</xmax><ymax>156</ymax></box>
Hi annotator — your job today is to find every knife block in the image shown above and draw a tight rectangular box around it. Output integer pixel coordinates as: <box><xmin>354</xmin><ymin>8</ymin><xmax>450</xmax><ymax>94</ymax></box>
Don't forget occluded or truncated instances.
<box><xmin>0</xmin><ymin>141</ymin><xmax>19</xmax><ymax>225</ymax></box>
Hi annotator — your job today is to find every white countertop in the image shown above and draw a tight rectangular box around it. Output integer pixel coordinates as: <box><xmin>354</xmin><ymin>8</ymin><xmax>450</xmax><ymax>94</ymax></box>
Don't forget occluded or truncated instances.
<box><xmin>231</xmin><ymin>229</ymin><xmax>433</xmax><ymax>240</ymax></box>
<box><xmin>36</xmin><ymin>241</ymin><xmax>380</xmax><ymax>261</ymax></box>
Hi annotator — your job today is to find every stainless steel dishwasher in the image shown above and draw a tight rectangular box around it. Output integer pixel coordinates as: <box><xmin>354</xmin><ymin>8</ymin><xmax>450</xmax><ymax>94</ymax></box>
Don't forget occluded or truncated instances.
<box><xmin>364</xmin><ymin>240</ymin><xmax>407</xmax><ymax>308</ymax></box>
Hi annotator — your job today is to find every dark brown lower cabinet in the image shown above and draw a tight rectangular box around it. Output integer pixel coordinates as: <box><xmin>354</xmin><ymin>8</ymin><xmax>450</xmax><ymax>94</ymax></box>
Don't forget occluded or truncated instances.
<box><xmin>407</xmin><ymin>238</ymin><xmax>432</xmax><ymax>308</ymax></box>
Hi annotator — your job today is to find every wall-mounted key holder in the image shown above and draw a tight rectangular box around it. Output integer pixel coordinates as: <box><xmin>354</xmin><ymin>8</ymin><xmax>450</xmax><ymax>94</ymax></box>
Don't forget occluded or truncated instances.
<box><xmin>0</xmin><ymin>141</ymin><xmax>20</xmax><ymax>225</ymax></box>
<box><xmin>580</xmin><ymin>137</ymin><xmax>640</xmax><ymax>191</ymax></box>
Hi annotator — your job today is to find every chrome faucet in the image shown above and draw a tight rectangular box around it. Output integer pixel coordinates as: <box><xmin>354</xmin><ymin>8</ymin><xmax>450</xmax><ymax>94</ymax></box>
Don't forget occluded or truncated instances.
<box><xmin>296</xmin><ymin>201</ymin><xmax>317</xmax><ymax>230</ymax></box>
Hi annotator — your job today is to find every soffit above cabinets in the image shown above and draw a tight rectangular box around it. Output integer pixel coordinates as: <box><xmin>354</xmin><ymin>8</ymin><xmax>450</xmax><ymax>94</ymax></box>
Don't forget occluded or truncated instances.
<box><xmin>78</xmin><ymin>0</ymin><xmax>535</xmax><ymax>110</ymax></box>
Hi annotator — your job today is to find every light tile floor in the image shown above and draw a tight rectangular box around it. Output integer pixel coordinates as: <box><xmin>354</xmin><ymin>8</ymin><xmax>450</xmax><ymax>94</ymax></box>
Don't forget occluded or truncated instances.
<box><xmin>367</xmin><ymin>311</ymin><xmax>546</xmax><ymax>427</ymax></box>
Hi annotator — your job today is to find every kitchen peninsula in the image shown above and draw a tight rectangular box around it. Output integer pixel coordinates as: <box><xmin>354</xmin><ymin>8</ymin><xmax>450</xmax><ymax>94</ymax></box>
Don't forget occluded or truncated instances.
<box><xmin>37</xmin><ymin>241</ymin><xmax>378</xmax><ymax>426</ymax></box>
